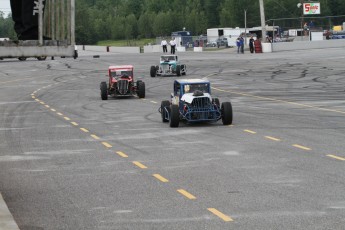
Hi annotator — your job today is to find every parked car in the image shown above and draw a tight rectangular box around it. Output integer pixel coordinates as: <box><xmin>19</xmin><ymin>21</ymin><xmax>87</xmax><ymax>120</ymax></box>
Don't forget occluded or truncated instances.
<box><xmin>216</xmin><ymin>38</ymin><xmax>229</xmax><ymax>47</ymax></box>
<box><xmin>150</xmin><ymin>55</ymin><xmax>186</xmax><ymax>77</ymax></box>
<box><xmin>160</xmin><ymin>79</ymin><xmax>233</xmax><ymax>128</ymax></box>
<box><xmin>100</xmin><ymin>65</ymin><xmax>145</xmax><ymax>100</ymax></box>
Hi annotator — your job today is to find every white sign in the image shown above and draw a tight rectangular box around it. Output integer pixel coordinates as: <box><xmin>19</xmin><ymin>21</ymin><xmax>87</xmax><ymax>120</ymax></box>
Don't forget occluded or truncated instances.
<box><xmin>303</xmin><ymin>3</ymin><xmax>321</xmax><ymax>15</ymax></box>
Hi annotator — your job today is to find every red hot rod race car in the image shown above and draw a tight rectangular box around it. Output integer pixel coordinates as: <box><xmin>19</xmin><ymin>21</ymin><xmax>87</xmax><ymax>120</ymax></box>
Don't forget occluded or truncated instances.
<box><xmin>100</xmin><ymin>65</ymin><xmax>145</xmax><ymax>100</ymax></box>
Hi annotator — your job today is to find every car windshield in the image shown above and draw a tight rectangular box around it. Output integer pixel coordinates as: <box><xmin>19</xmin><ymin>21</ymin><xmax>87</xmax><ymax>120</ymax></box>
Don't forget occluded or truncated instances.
<box><xmin>161</xmin><ymin>56</ymin><xmax>175</xmax><ymax>62</ymax></box>
<box><xmin>110</xmin><ymin>70</ymin><xmax>133</xmax><ymax>78</ymax></box>
<box><xmin>183</xmin><ymin>83</ymin><xmax>209</xmax><ymax>94</ymax></box>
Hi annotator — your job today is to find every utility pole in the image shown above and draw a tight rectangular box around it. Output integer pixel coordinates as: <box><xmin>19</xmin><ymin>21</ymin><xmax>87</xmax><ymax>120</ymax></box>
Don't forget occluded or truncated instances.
<box><xmin>244</xmin><ymin>9</ymin><xmax>247</xmax><ymax>46</ymax></box>
<box><xmin>259</xmin><ymin>0</ymin><xmax>266</xmax><ymax>42</ymax></box>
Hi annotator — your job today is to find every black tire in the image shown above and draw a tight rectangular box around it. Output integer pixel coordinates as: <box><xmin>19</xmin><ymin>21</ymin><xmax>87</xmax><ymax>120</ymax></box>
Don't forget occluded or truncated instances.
<box><xmin>100</xmin><ymin>82</ymin><xmax>108</xmax><ymax>100</ymax></box>
<box><xmin>137</xmin><ymin>81</ymin><xmax>145</xmax><ymax>98</ymax></box>
<box><xmin>181</xmin><ymin>64</ymin><xmax>186</xmax><ymax>75</ymax></box>
<box><xmin>37</xmin><ymin>56</ymin><xmax>47</xmax><ymax>61</ymax></box>
<box><xmin>221</xmin><ymin>102</ymin><xmax>233</xmax><ymax>125</ymax></box>
<box><xmin>74</xmin><ymin>50</ymin><xmax>78</xmax><ymax>59</ymax></box>
<box><xmin>169</xmin><ymin>104</ymin><xmax>180</xmax><ymax>128</ymax></box>
<box><xmin>150</xmin><ymin>66</ymin><xmax>156</xmax><ymax>77</ymax></box>
<box><xmin>212</xmin><ymin>98</ymin><xmax>220</xmax><ymax>107</ymax></box>
<box><xmin>176</xmin><ymin>65</ymin><xmax>181</xmax><ymax>76</ymax></box>
<box><xmin>161</xmin><ymin>100</ymin><xmax>170</xmax><ymax>123</ymax></box>
<box><xmin>18</xmin><ymin>57</ymin><xmax>27</xmax><ymax>61</ymax></box>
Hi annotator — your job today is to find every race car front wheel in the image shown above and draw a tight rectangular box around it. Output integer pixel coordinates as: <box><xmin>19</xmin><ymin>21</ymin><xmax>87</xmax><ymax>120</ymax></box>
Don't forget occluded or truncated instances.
<box><xmin>169</xmin><ymin>104</ymin><xmax>180</xmax><ymax>128</ymax></box>
<box><xmin>221</xmin><ymin>102</ymin><xmax>233</xmax><ymax>125</ymax></box>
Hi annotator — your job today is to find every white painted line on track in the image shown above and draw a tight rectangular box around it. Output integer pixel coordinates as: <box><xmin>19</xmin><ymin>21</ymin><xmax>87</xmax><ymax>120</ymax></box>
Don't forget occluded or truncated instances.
<box><xmin>0</xmin><ymin>193</ymin><xmax>20</xmax><ymax>230</ymax></box>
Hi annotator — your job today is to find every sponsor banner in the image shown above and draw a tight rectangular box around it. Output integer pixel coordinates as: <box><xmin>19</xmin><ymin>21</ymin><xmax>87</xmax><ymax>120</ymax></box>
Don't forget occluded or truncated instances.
<box><xmin>303</xmin><ymin>3</ymin><xmax>321</xmax><ymax>15</ymax></box>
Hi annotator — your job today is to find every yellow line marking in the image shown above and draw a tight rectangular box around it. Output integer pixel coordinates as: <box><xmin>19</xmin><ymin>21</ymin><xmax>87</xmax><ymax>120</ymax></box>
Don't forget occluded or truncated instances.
<box><xmin>133</xmin><ymin>161</ymin><xmax>147</xmax><ymax>169</ymax></box>
<box><xmin>212</xmin><ymin>86</ymin><xmax>345</xmax><ymax>116</ymax></box>
<box><xmin>50</xmin><ymin>109</ymin><xmax>56</xmax><ymax>112</ymax></box>
<box><xmin>45</xmin><ymin>105</ymin><xmax>50</xmax><ymax>108</ymax></box>
<box><xmin>293</xmin><ymin>144</ymin><xmax>311</xmax><ymax>151</ymax></box>
<box><xmin>327</xmin><ymin>155</ymin><xmax>345</xmax><ymax>161</ymax></box>
<box><xmin>153</xmin><ymin>174</ymin><xmax>169</xmax><ymax>182</ymax></box>
<box><xmin>265</xmin><ymin>136</ymin><xmax>281</xmax><ymax>141</ymax></box>
<box><xmin>207</xmin><ymin>208</ymin><xmax>234</xmax><ymax>222</ymax></box>
<box><xmin>116</xmin><ymin>151</ymin><xmax>128</xmax><ymax>158</ymax></box>
<box><xmin>32</xmin><ymin>96</ymin><xmax>35</xmax><ymax>99</ymax></box>
<box><xmin>35</xmin><ymin>99</ymin><xmax>40</xmax><ymax>102</ymax></box>
<box><xmin>63</xmin><ymin>117</ymin><xmax>71</xmax><ymax>121</ymax></box>
<box><xmin>150</xmin><ymin>101</ymin><xmax>158</xmax><ymax>104</ymax></box>
<box><xmin>177</xmin><ymin>189</ymin><xmax>196</xmax><ymax>200</ymax></box>
<box><xmin>91</xmin><ymin>134</ymin><xmax>100</xmax><ymax>140</ymax></box>
<box><xmin>57</xmin><ymin>112</ymin><xmax>63</xmax><ymax>116</ymax></box>
<box><xmin>71</xmin><ymin>122</ymin><xmax>78</xmax><ymax>126</ymax></box>
<box><xmin>40</xmin><ymin>101</ymin><xmax>45</xmax><ymax>105</ymax></box>
<box><xmin>244</xmin><ymin>129</ymin><xmax>256</xmax><ymax>134</ymax></box>
<box><xmin>102</xmin><ymin>142</ymin><xmax>112</xmax><ymax>148</ymax></box>
<box><xmin>80</xmin><ymin>128</ymin><xmax>89</xmax><ymax>133</ymax></box>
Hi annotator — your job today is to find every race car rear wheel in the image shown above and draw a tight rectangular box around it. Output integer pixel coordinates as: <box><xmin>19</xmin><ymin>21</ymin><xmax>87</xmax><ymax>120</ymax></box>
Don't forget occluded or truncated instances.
<box><xmin>181</xmin><ymin>64</ymin><xmax>186</xmax><ymax>75</ymax></box>
<box><xmin>221</xmin><ymin>102</ymin><xmax>233</xmax><ymax>125</ymax></box>
<box><xmin>100</xmin><ymin>82</ymin><xmax>108</xmax><ymax>100</ymax></box>
<box><xmin>169</xmin><ymin>104</ymin><xmax>180</xmax><ymax>128</ymax></box>
<box><xmin>161</xmin><ymin>100</ymin><xmax>170</xmax><ymax>123</ymax></box>
<box><xmin>137</xmin><ymin>81</ymin><xmax>145</xmax><ymax>98</ymax></box>
<box><xmin>150</xmin><ymin>66</ymin><xmax>156</xmax><ymax>77</ymax></box>
<box><xmin>176</xmin><ymin>65</ymin><xmax>181</xmax><ymax>76</ymax></box>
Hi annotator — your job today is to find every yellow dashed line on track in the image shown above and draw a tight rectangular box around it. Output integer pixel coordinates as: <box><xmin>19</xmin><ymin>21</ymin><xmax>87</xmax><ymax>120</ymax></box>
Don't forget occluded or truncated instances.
<box><xmin>35</xmin><ymin>99</ymin><xmax>40</xmax><ymax>102</ymax></box>
<box><xmin>71</xmin><ymin>122</ymin><xmax>78</xmax><ymax>126</ymax></box>
<box><xmin>50</xmin><ymin>108</ymin><xmax>56</xmax><ymax>112</ymax></box>
<box><xmin>80</xmin><ymin>128</ymin><xmax>89</xmax><ymax>133</ymax></box>
<box><xmin>90</xmin><ymin>134</ymin><xmax>100</xmax><ymax>140</ymax></box>
<box><xmin>32</xmin><ymin>96</ymin><xmax>35</xmax><ymax>99</ymax></box>
<box><xmin>153</xmin><ymin>174</ymin><xmax>169</xmax><ymax>183</ymax></box>
<box><xmin>57</xmin><ymin>112</ymin><xmax>63</xmax><ymax>116</ymax></box>
<box><xmin>265</xmin><ymin>136</ymin><xmax>281</xmax><ymax>141</ymax></box>
<box><xmin>133</xmin><ymin>161</ymin><xmax>147</xmax><ymax>169</ymax></box>
<box><xmin>293</xmin><ymin>144</ymin><xmax>311</xmax><ymax>151</ymax></box>
<box><xmin>102</xmin><ymin>142</ymin><xmax>112</xmax><ymax>148</ymax></box>
<box><xmin>150</xmin><ymin>101</ymin><xmax>158</xmax><ymax>104</ymax></box>
<box><xmin>207</xmin><ymin>208</ymin><xmax>234</xmax><ymax>222</ymax></box>
<box><xmin>63</xmin><ymin>117</ymin><xmax>71</xmax><ymax>121</ymax></box>
<box><xmin>327</xmin><ymin>155</ymin><xmax>345</xmax><ymax>161</ymax></box>
<box><xmin>244</xmin><ymin>129</ymin><xmax>256</xmax><ymax>134</ymax></box>
<box><xmin>45</xmin><ymin>105</ymin><xmax>50</xmax><ymax>108</ymax></box>
<box><xmin>40</xmin><ymin>101</ymin><xmax>45</xmax><ymax>105</ymax></box>
<box><xmin>177</xmin><ymin>189</ymin><xmax>196</xmax><ymax>200</ymax></box>
<box><xmin>116</xmin><ymin>151</ymin><xmax>128</xmax><ymax>158</ymax></box>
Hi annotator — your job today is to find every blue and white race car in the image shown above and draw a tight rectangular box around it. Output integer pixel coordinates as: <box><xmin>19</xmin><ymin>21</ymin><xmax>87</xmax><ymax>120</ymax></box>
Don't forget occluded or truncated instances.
<box><xmin>159</xmin><ymin>79</ymin><xmax>233</xmax><ymax>127</ymax></box>
<box><xmin>150</xmin><ymin>55</ymin><xmax>186</xmax><ymax>77</ymax></box>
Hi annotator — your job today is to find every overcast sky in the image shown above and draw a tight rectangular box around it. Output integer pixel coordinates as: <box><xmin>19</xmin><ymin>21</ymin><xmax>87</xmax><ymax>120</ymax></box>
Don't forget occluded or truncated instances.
<box><xmin>0</xmin><ymin>0</ymin><xmax>11</xmax><ymax>16</ymax></box>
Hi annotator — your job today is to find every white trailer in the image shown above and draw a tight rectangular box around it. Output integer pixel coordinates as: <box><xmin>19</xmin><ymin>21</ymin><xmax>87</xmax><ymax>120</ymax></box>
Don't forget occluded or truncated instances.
<box><xmin>207</xmin><ymin>28</ymin><xmax>247</xmax><ymax>47</ymax></box>
<box><xmin>0</xmin><ymin>0</ymin><xmax>76</xmax><ymax>60</ymax></box>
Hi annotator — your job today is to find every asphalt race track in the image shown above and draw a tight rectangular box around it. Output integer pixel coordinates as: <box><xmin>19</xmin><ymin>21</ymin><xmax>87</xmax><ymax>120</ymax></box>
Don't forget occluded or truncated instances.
<box><xmin>1</xmin><ymin>48</ymin><xmax>345</xmax><ymax>229</ymax></box>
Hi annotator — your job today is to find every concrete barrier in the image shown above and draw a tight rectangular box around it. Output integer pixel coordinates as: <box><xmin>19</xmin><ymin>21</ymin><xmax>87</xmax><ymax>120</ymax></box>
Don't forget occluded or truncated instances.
<box><xmin>144</xmin><ymin>45</ymin><xmax>161</xmax><ymax>53</ymax></box>
<box><xmin>273</xmin><ymin>39</ymin><xmax>345</xmax><ymax>52</ymax></box>
<box><xmin>81</xmin><ymin>45</ymin><xmax>140</xmax><ymax>54</ymax></box>
<box><xmin>109</xmin><ymin>46</ymin><xmax>140</xmax><ymax>54</ymax></box>
<box><xmin>194</xmin><ymin>47</ymin><xmax>203</xmax><ymax>52</ymax></box>
<box><xmin>176</xmin><ymin>47</ymin><xmax>186</xmax><ymax>52</ymax></box>
<box><xmin>262</xmin><ymin>43</ymin><xmax>272</xmax><ymax>53</ymax></box>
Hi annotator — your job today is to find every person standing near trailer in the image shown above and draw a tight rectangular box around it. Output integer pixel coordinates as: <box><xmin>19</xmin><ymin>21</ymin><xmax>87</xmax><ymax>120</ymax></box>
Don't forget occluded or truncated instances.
<box><xmin>170</xmin><ymin>38</ymin><xmax>176</xmax><ymax>54</ymax></box>
<box><xmin>249</xmin><ymin>36</ymin><xmax>255</xmax><ymax>53</ymax></box>
<box><xmin>161</xmin><ymin>38</ymin><xmax>168</xmax><ymax>53</ymax></box>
